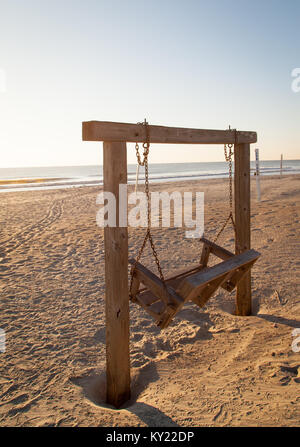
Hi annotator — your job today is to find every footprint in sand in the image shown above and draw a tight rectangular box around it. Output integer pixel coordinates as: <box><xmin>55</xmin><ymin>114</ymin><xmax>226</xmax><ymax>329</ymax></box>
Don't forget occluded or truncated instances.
<box><xmin>1</xmin><ymin>200</ymin><xmax>64</xmax><ymax>257</ymax></box>
<box><xmin>256</xmin><ymin>360</ymin><xmax>300</xmax><ymax>385</ymax></box>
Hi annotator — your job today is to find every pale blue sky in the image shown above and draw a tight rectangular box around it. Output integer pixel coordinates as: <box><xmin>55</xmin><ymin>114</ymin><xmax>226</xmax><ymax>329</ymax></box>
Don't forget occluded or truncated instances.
<box><xmin>0</xmin><ymin>0</ymin><xmax>299</xmax><ymax>167</ymax></box>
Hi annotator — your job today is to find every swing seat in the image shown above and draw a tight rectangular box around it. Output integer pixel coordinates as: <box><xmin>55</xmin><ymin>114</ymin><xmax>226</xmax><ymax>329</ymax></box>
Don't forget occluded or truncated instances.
<box><xmin>129</xmin><ymin>238</ymin><xmax>260</xmax><ymax>329</ymax></box>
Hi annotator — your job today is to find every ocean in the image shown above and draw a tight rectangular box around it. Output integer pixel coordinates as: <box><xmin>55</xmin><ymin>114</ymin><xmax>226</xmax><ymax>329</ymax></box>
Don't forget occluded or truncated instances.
<box><xmin>0</xmin><ymin>160</ymin><xmax>299</xmax><ymax>192</ymax></box>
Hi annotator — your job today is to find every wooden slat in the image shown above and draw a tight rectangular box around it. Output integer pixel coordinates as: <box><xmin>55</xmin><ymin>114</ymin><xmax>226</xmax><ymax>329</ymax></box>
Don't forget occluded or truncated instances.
<box><xmin>165</xmin><ymin>264</ymin><xmax>204</xmax><ymax>283</ymax></box>
<box><xmin>129</xmin><ymin>259</ymin><xmax>184</xmax><ymax>306</ymax></box>
<box><xmin>104</xmin><ymin>141</ymin><xmax>130</xmax><ymax>408</ymax></box>
<box><xmin>82</xmin><ymin>121</ymin><xmax>257</xmax><ymax>144</ymax></box>
<box><xmin>200</xmin><ymin>243</ymin><xmax>211</xmax><ymax>267</ymax></box>
<box><xmin>149</xmin><ymin>301</ymin><xmax>166</xmax><ymax>315</ymax></box>
<box><xmin>137</xmin><ymin>290</ymin><xmax>161</xmax><ymax>306</ymax></box>
<box><xmin>134</xmin><ymin>291</ymin><xmax>177</xmax><ymax>329</ymax></box>
<box><xmin>177</xmin><ymin>250</ymin><xmax>260</xmax><ymax>302</ymax></box>
<box><xmin>129</xmin><ymin>259</ymin><xmax>170</xmax><ymax>304</ymax></box>
<box><xmin>222</xmin><ymin>259</ymin><xmax>256</xmax><ymax>292</ymax></box>
<box><xmin>136</xmin><ymin>295</ymin><xmax>165</xmax><ymax>319</ymax></box>
<box><xmin>158</xmin><ymin>306</ymin><xmax>179</xmax><ymax>329</ymax></box>
<box><xmin>129</xmin><ymin>260</ymin><xmax>188</xmax><ymax>329</ymax></box>
<box><xmin>200</xmin><ymin>237</ymin><xmax>234</xmax><ymax>260</ymax></box>
<box><xmin>129</xmin><ymin>273</ymin><xmax>140</xmax><ymax>301</ymax></box>
<box><xmin>137</xmin><ymin>264</ymin><xmax>205</xmax><ymax>292</ymax></box>
<box><xmin>192</xmin><ymin>272</ymin><xmax>232</xmax><ymax>308</ymax></box>
<box><xmin>234</xmin><ymin>143</ymin><xmax>251</xmax><ymax>315</ymax></box>
<box><xmin>165</xmin><ymin>259</ymin><xmax>246</xmax><ymax>295</ymax></box>
<box><xmin>167</xmin><ymin>266</ymin><xmax>233</xmax><ymax>295</ymax></box>
<box><xmin>166</xmin><ymin>273</ymin><xmax>201</xmax><ymax>291</ymax></box>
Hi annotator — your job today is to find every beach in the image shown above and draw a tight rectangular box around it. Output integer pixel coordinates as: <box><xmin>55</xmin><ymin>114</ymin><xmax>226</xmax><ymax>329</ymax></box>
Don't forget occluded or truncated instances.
<box><xmin>0</xmin><ymin>174</ymin><xmax>299</xmax><ymax>426</ymax></box>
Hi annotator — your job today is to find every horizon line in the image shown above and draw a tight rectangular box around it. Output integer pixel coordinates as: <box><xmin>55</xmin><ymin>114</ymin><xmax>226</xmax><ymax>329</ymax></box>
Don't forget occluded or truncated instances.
<box><xmin>1</xmin><ymin>158</ymin><xmax>300</xmax><ymax>170</ymax></box>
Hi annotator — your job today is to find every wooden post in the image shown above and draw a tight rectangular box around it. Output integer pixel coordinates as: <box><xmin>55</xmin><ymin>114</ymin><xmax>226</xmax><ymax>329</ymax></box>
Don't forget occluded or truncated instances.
<box><xmin>280</xmin><ymin>154</ymin><xmax>283</xmax><ymax>178</ymax></box>
<box><xmin>234</xmin><ymin>143</ymin><xmax>251</xmax><ymax>316</ymax></box>
<box><xmin>103</xmin><ymin>141</ymin><xmax>130</xmax><ymax>408</ymax></box>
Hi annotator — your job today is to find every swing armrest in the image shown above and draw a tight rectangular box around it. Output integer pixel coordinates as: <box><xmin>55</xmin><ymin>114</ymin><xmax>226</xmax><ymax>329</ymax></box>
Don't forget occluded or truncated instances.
<box><xmin>200</xmin><ymin>237</ymin><xmax>234</xmax><ymax>260</ymax></box>
<box><xmin>129</xmin><ymin>259</ymin><xmax>184</xmax><ymax>306</ymax></box>
<box><xmin>177</xmin><ymin>249</ymin><xmax>260</xmax><ymax>301</ymax></box>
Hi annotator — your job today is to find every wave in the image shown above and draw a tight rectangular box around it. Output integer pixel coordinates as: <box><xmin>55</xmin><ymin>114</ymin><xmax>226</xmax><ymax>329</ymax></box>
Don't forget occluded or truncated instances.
<box><xmin>1</xmin><ymin>161</ymin><xmax>299</xmax><ymax>192</ymax></box>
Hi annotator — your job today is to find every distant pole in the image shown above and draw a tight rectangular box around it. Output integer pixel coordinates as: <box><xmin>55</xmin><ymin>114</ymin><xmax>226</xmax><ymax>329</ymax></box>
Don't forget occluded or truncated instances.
<box><xmin>280</xmin><ymin>154</ymin><xmax>283</xmax><ymax>178</ymax></box>
<box><xmin>255</xmin><ymin>148</ymin><xmax>261</xmax><ymax>202</ymax></box>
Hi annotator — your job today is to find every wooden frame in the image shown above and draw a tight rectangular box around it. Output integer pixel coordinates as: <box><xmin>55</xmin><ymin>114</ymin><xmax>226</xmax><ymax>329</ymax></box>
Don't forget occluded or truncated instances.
<box><xmin>82</xmin><ymin>120</ymin><xmax>257</xmax><ymax>407</ymax></box>
<box><xmin>83</xmin><ymin>121</ymin><xmax>257</xmax><ymax>145</ymax></box>
<box><xmin>103</xmin><ymin>142</ymin><xmax>130</xmax><ymax>408</ymax></box>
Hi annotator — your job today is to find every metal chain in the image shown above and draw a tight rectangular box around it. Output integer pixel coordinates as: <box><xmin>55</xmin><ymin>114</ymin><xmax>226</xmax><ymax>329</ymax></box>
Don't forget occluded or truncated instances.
<box><xmin>134</xmin><ymin>119</ymin><xmax>150</xmax><ymax>167</ymax></box>
<box><xmin>131</xmin><ymin>123</ymin><xmax>237</xmax><ymax>295</ymax></box>
<box><xmin>130</xmin><ymin>120</ymin><xmax>166</xmax><ymax>298</ymax></box>
<box><xmin>224</xmin><ymin>143</ymin><xmax>234</xmax><ymax>210</ymax></box>
<box><xmin>213</xmin><ymin>130</ymin><xmax>236</xmax><ymax>244</ymax></box>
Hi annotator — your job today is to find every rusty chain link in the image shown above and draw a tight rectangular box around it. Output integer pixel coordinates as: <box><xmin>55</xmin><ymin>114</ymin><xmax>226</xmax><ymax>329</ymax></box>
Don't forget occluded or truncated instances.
<box><xmin>213</xmin><ymin>128</ymin><xmax>236</xmax><ymax>244</ymax></box>
<box><xmin>130</xmin><ymin>120</ymin><xmax>166</xmax><ymax>299</ymax></box>
<box><xmin>134</xmin><ymin>119</ymin><xmax>150</xmax><ymax>167</ymax></box>
<box><xmin>130</xmin><ymin>122</ymin><xmax>238</xmax><ymax>295</ymax></box>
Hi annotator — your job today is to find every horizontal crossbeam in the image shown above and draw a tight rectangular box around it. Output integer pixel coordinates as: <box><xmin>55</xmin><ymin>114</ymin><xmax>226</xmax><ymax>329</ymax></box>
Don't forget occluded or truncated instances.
<box><xmin>82</xmin><ymin>121</ymin><xmax>257</xmax><ymax>145</ymax></box>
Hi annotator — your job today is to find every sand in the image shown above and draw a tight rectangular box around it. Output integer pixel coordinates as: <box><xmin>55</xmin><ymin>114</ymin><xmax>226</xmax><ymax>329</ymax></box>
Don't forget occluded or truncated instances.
<box><xmin>0</xmin><ymin>174</ymin><xmax>299</xmax><ymax>427</ymax></box>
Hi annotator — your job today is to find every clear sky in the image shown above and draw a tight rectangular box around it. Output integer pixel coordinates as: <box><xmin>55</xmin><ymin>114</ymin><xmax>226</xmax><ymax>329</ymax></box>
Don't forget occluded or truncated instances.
<box><xmin>0</xmin><ymin>0</ymin><xmax>299</xmax><ymax>167</ymax></box>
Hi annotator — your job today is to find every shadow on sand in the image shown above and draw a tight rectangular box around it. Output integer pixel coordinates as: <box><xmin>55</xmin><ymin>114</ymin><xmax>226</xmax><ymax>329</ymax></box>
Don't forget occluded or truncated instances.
<box><xmin>256</xmin><ymin>314</ymin><xmax>300</xmax><ymax>328</ymax></box>
<box><xmin>69</xmin><ymin>361</ymin><xmax>179</xmax><ymax>426</ymax></box>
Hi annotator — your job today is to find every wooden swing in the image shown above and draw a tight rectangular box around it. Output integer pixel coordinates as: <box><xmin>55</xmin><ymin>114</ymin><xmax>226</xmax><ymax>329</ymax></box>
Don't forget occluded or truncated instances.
<box><xmin>83</xmin><ymin>119</ymin><xmax>259</xmax><ymax>407</ymax></box>
<box><xmin>129</xmin><ymin>121</ymin><xmax>260</xmax><ymax>329</ymax></box>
